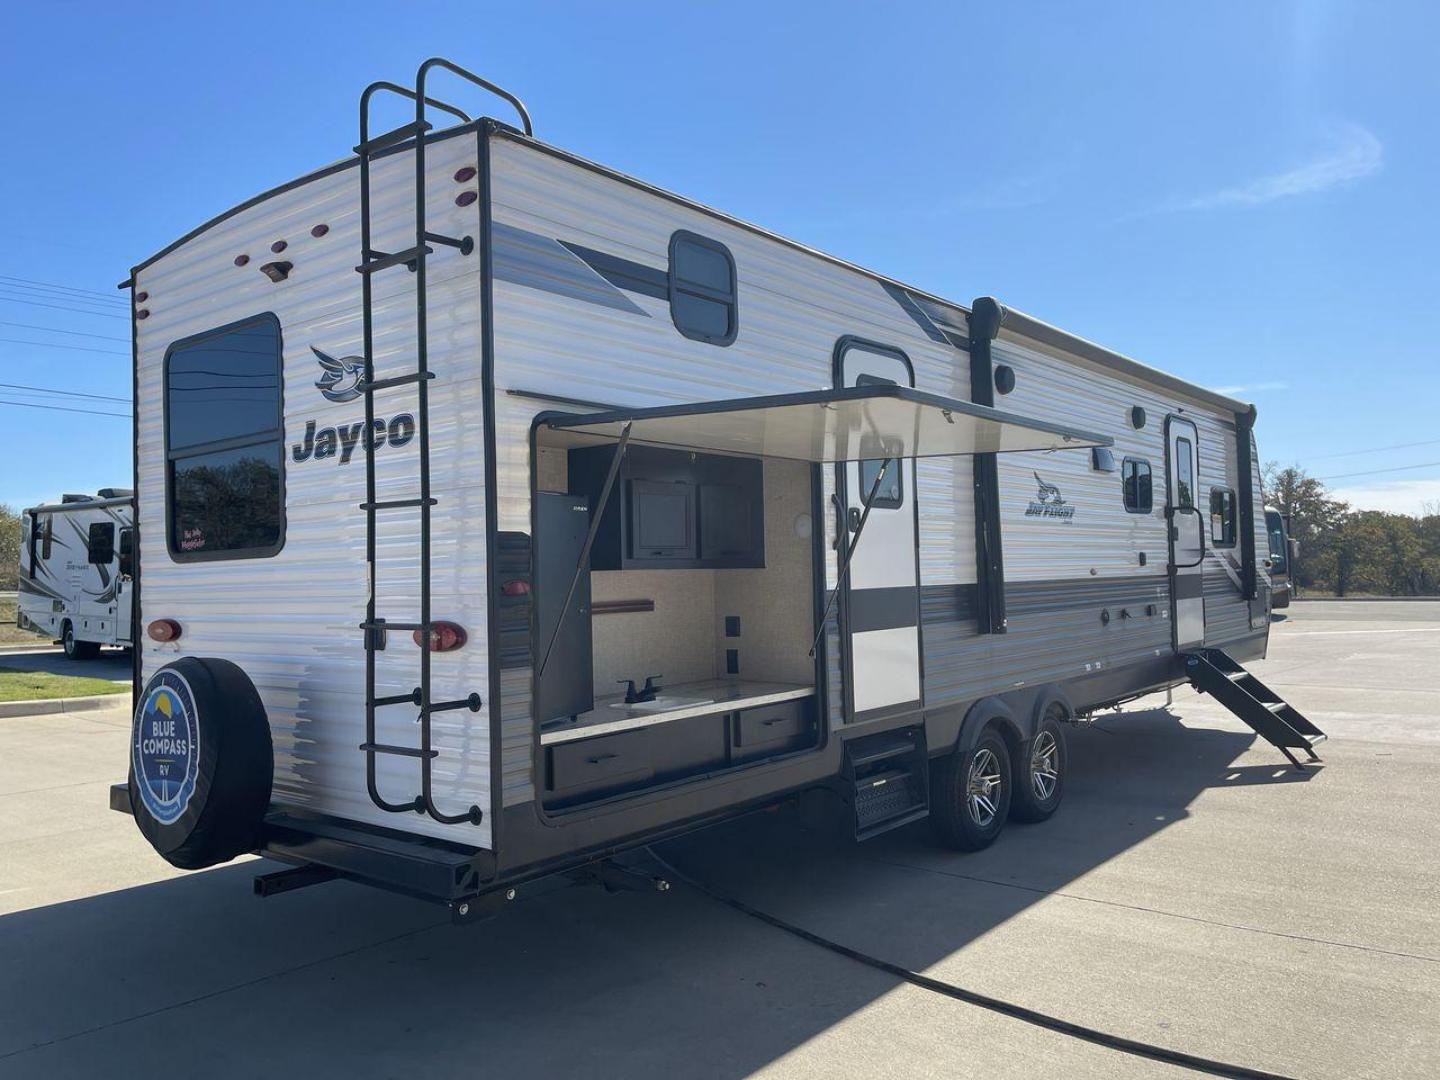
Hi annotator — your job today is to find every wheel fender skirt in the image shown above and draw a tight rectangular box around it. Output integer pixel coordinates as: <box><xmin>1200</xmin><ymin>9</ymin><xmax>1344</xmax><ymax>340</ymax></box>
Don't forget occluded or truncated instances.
<box><xmin>956</xmin><ymin>696</ymin><xmax>1018</xmax><ymax>755</ymax></box>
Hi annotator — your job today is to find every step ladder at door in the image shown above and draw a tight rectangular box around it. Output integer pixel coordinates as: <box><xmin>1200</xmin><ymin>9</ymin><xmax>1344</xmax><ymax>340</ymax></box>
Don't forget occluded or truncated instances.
<box><xmin>1185</xmin><ymin>649</ymin><xmax>1326</xmax><ymax>771</ymax></box>
<box><xmin>353</xmin><ymin>68</ymin><xmax>492</xmax><ymax>827</ymax></box>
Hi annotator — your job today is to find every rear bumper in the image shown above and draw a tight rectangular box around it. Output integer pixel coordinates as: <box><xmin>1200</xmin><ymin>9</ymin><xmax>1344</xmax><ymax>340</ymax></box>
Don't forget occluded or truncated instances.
<box><xmin>111</xmin><ymin>782</ymin><xmax>497</xmax><ymax>907</ymax></box>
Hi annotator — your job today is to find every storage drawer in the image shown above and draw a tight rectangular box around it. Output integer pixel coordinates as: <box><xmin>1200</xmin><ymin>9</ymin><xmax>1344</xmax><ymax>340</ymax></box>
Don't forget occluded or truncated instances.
<box><xmin>733</xmin><ymin>699</ymin><xmax>812</xmax><ymax>752</ymax></box>
<box><xmin>548</xmin><ymin>730</ymin><xmax>653</xmax><ymax>796</ymax></box>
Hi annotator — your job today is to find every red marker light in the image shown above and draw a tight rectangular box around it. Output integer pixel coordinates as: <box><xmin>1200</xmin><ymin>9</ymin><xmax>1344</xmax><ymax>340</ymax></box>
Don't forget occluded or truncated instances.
<box><xmin>147</xmin><ymin>619</ymin><xmax>182</xmax><ymax>642</ymax></box>
<box><xmin>136</xmin><ymin>309</ymin><xmax>150</xmax><ymax>320</ymax></box>
<box><xmin>234</xmin><ymin>254</ymin><xmax>250</xmax><ymax>267</ymax></box>
<box><xmin>454</xmin><ymin>166</ymin><xmax>477</xmax><ymax>183</ymax></box>
<box><xmin>414</xmin><ymin>621</ymin><xmax>467</xmax><ymax>652</ymax></box>
<box><xmin>271</xmin><ymin>239</ymin><xmax>288</xmax><ymax>253</ymax></box>
<box><xmin>136</xmin><ymin>291</ymin><xmax>149</xmax><ymax>302</ymax></box>
<box><xmin>310</xmin><ymin>224</ymin><xmax>329</xmax><ymax>238</ymax></box>
<box><xmin>455</xmin><ymin>191</ymin><xmax>477</xmax><ymax>207</ymax></box>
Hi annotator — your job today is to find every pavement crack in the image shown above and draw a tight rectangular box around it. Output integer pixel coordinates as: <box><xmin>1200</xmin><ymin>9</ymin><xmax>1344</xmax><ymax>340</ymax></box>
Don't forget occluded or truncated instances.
<box><xmin>860</xmin><ymin>855</ymin><xmax>1440</xmax><ymax>966</ymax></box>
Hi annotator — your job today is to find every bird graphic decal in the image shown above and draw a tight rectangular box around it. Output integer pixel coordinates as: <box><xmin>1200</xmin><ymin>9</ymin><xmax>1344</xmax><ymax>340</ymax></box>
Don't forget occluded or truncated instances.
<box><xmin>1033</xmin><ymin>472</ymin><xmax>1066</xmax><ymax>506</ymax></box>
<box><xmin>312</xmin><ymin>346</ymin><xmax>366</xmax><ymax>403</ymax></box>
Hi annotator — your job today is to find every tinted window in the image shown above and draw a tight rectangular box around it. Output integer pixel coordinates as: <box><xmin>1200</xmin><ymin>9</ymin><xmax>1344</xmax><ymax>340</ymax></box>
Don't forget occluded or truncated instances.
<box><xmin>1210</xmin><ymin>488</ymin><xmax>1237</xmax><ymax>547</ymax></box>
<box><xmin>165</xmin><ymin>314</ymin><xmax>284</xmax><ymax>559</ymax></box>
<box><xmin>1175</xmin><ymin>438</ymin><xmax>1194</xmax><ymax>508</ymax></box>
<box><xmin>859</xmin><ymin>456</ymin><xmax>903</xmax><ymax>509</ymax></box>
<box><xmin>1265</xmin><ymin>510</ymin><xmax>1287</xmax><ymax>571</ymax></box>
<box><xmin>1122</xmin><ymin>458</ymin><xmax>1152</xmax><ymax>513</ymax></box>
<box><xmin>669</xmin><ymin>231</ymin><xmax>737</xmax><ymax>346</ymax></box>
<box><xmin>88</xmin><ymin>522</ymin><xmax>115</xmax><ymax>565</ymax></box>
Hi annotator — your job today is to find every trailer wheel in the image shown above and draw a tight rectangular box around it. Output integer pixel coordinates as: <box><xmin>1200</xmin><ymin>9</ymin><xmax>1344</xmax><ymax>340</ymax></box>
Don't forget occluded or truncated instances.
<box><xmin>1010</xmin><ymin>705</ymin><xmax>1067</xmax><ymax>824</ymax></box>
<box><xmin>930</xmin><ymin>728</ymin><xmax>1012</xmax><ymax>851</ymax></box>
<box><xmin>129</xmin><ymin>657</ymin><xmax>273</xmax><ymax>870</ymax></box>
<box><xmin>62</xmin><ymin>621</ymin><xmax>100</xmax><ymax>660</ymax></box>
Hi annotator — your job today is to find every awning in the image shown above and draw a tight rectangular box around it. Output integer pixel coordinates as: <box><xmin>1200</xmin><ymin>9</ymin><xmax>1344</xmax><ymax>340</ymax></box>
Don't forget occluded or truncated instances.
<box><xmin>541</xmin><ymin>385</ymin><xmax>1111</xmax><ymax>462</ymax></box>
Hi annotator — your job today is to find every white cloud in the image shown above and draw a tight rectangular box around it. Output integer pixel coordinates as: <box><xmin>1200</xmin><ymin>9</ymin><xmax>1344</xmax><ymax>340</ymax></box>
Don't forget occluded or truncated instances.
<box><xmin>1210</xmin><ymin>380</ymin><xmax>1289</xmax><ymax>396</ymax></box>
<box><xmin>1170</xmin><ymin>121</ymin><xmax>1382</xmax><ymax>212</ymax></box>
<box><xmin>1329</xmin><ymin>477</ymin><xmax>1440</xmax><ymax>516</ymax></box>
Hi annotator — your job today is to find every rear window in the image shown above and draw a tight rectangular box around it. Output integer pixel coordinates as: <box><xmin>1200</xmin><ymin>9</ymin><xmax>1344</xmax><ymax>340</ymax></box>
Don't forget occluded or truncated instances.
<box><xmin>164</xmin><ymin>314</ymin><xmax>284</xmax><ymax>560</ymax></box>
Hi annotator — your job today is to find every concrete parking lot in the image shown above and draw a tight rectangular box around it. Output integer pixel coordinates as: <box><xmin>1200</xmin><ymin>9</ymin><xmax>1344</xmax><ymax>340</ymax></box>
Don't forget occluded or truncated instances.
<box><xmin>1</xmin><ymin>601</ymin><xmax>1437</xmax><ymax>1078</ymax></box>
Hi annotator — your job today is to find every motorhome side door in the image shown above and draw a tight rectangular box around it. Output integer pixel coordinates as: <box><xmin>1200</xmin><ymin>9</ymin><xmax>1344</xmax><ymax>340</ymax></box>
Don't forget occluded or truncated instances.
<box><xmin>836</xmin><ymin>340</ymin><xmax>922</xmax><ymax>721</ymax></box>
<box><xmin>1164</xmin><ymin>416</ymin><xmax>1205</xmax><ymax>650</ymax></box>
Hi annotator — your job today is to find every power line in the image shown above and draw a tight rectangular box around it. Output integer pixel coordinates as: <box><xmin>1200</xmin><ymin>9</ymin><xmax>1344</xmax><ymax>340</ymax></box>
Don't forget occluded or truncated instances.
<box><xmin>1308</xmin><ymin>437</ymin><xmax>1440</xmax><ymax>462</ymax></box>
<box><xmin>0</xmin><ymin>274</ymin><xmax>127</xmax><ymax>304</ymax></box>
<box><xmin>0</xmin><ymin>337</ymin><xmax>128</xmax><ymax>356</ymax></box>
<box><xmin>0</xmin><ymin>278</ymin><xmax>126</xmax><ymax>307</ymax></box>
<box><xmin>0</xmin><ymin>294</ymin><xmax>127</xmax><ymax>319</ymax></box>
<box><xmin>1317</xmin><ymin>460</ymin><xmax>1440</xmax><ymax>482</ymax></box>
<box><xmin>0</xmin><ymin>381</ymin><xmax>130</xmax><ymax>403</ymax></box>
<box><xmin>0</xmin><ymin>397</ymin><xmax>130</xmax><ymax>418</ymax></box>
<box><xmin>0</xmin><ymin>320</ymin><xmax>128</xmax><ymax>341</ymax></box>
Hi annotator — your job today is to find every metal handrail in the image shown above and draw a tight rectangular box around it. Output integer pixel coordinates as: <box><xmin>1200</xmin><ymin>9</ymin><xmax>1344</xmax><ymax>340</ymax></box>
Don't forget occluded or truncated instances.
<box><xmin>415</xmin><ymin>57</ymin><xmax>534</xmax><ymax>136</ymax></box>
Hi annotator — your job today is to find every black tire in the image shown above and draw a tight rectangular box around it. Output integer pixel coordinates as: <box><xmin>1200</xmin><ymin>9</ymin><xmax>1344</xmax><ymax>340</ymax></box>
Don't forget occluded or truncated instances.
<box><xmin>129</xmin><ymin>656</ymin><xmax>273</xmax><ymax>870</ymax></box>
<box><xmin>1010</xmin><ymin>707</ymin><xmax>1067</xmax><ymax>824</ymax></box>
<box><xmin>62</xmin><ymin>621</ymin><xmax>100</xmax><ymax>660</ymax></box>
<box><xmin>929</xmin><ymin>728</ymin><xmax>1013</xmax><ymax>851</ymax></box>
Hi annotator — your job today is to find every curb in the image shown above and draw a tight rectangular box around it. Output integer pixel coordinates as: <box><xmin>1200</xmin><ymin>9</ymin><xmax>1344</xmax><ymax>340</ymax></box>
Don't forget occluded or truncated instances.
<box><xmin>1292</xmin><ymin>596</ymin><xmax>1440</xmax><ymax>603</ymax></box>
<box><xmin>0</xmin><ymin>694</ymin><xmax>129</xmax><ymax>719</ymax></box>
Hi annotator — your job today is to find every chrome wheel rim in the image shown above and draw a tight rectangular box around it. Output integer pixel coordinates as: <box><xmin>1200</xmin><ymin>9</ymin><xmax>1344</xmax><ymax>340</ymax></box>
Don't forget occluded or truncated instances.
<box><xmin>1030</xmin><ymin>730</ymin><xmax>1059</xmax><ymax>802</ymax></box>
<box><xmin>966</xmin><ymin>747</ymin><xmax>1003</xmax><ymax>827</ymax></box>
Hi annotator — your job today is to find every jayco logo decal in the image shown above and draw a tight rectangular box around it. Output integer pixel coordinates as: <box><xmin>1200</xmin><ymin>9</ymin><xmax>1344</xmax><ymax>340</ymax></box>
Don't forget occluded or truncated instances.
<box><xmin>132</xmin><ymin>671</ymin><xmax>201</xmax><ymax>826</ymax></box>
<box><xmin>1025</xmin><ymin>471</ymin><xmax>1076</xmax><ymax>522</ymax></box>
<box><xmin>293</xmin><ymin>344</ymin><xmax>416</xmax><ymax>465</ymax></box>
<box><xmin>312</xmin><ymin>346</ymin><xmax>366</xmax><ymax>403</ymax></box>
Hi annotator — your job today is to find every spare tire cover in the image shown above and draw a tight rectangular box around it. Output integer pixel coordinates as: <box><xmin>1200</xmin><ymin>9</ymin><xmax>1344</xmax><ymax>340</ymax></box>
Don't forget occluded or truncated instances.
<box><xmin>130</xmin><ymin>656</ymin><xmax>273</xmax><ymax>870</ymax></box>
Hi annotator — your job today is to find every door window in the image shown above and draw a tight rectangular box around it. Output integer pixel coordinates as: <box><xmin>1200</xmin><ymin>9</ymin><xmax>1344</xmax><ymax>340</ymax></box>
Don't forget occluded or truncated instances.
<box><xmin>1210</xmin><ymin>488</ymin><xmax>1237</xmax><ymax>547</ymax></box>
<box><xmin>1174</xmin><ymin>437</ymin><xmax>1194</xmax><ymax>508</ymax></box>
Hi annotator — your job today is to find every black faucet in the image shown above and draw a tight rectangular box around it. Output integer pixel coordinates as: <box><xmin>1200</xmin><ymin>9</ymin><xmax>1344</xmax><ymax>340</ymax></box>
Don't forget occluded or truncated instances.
<box><xmin>618</xmin><ymin>676</ymin><xmax>663</xmax><ymax>704</ymax></box>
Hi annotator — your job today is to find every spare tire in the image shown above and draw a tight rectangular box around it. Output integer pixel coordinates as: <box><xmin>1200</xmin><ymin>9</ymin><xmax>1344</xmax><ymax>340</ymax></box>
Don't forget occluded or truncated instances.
<box><xmin>129</xmin><ymin>657</ymin><xmax>273</xmax><ymax>870</ymax></box>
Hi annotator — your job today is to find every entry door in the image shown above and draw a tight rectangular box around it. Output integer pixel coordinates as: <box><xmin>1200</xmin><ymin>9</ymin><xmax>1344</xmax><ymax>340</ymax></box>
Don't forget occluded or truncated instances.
<box><xmin>838</xmin><ymin>341</ymin><xmax>922</xmax><ymax>720</ymax></box>
<box><xmin>1165</xmin><ymin>417</ymin><xmax>1206</xmax><ymax>649</ymax></box>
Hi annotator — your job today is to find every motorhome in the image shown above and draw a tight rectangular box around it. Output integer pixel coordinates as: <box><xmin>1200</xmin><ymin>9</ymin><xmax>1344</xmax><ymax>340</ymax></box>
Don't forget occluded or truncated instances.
<box><xmin>112</xmin><ymin>60</ymin><xmax>1324</xmax><ymax>916</ymax></box>
<box><xmin>1265</xmin><ymin>508</ymin><xmax>1293</xmax><ymax>607</ymax></box>
<box><xmin>17</xmin><ymin>490</ymin><xmax>135</xmax><ymax>658</ymax></box>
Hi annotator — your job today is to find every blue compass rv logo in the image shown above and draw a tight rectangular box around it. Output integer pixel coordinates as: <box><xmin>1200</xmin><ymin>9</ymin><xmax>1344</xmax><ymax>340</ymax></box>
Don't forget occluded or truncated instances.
<box><xmin>132</xmin><ymin>671</ymin><xmax>201</xmax><ymax>825</ymax></box>
<box><xmin>312</xmin><ymin>346</ymin><xmax>366</xmax><ymax>403</ymax></box>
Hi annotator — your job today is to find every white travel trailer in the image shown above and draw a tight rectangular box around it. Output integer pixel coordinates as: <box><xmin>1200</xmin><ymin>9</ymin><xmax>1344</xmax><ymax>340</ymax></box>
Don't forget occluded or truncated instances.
<box><xmin>18</xmin><ymin>490</ymin><xmax>135</xmax><ymax>657</ymax></box>
<box><xmin>114</xmin><ymin>60</ymin><xmax>1323</xmax><ymax>915</ymax></box>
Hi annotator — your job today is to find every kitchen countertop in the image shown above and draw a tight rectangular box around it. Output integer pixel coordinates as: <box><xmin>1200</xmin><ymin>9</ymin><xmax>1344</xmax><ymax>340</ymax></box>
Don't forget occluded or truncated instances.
<box><xmin>539</xmin><ymin>678</ymin><xmax>815</xmax><ymax>745</ymax></box>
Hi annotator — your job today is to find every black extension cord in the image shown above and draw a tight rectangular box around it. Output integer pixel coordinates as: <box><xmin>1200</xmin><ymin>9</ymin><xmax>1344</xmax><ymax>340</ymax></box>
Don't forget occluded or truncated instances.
<box><xmin>648</xmin><ymin>850</ymin><xmax>1297</xmax><ymax>1080</ymax></box>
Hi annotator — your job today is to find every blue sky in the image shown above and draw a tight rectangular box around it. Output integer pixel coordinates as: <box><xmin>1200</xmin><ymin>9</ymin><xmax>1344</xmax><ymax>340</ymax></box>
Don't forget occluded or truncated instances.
<box><xmin>2</xmin><ymin>1</ymin><xmax>1437</xmax><ymax>512</ymax></box>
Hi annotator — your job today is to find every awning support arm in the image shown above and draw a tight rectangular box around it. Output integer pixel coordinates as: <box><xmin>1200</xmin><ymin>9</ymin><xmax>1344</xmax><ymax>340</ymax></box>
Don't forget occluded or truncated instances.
<box><xmin>809</xmin><ymin>459</ymin><xmax>890</xmax><ymax>658</ymax></box>
<box><xmin>536</xmin><ymin>421</ymin><xmax>632</xmax><ymax>680</ymax></box>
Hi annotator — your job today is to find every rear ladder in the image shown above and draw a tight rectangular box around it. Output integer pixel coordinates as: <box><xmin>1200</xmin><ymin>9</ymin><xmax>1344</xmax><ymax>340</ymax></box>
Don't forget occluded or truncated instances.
<box><xmin>1185</xmin><ymin>648</ymin><xmax>1326</xmax><ymax>771</ymax></box>
<box><xmin>354</xmin><ymin>61</ymin><xmax>533</xmax><ymax>825</ymax></box>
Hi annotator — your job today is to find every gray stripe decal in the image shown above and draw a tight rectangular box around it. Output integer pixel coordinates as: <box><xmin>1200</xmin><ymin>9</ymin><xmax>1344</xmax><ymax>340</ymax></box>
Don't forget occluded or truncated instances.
<box><xmin>492</xmin><ymin>222</ymin><xmax>651</xmax><ymax>317</ymax></box>
<box><xmin>882</xmin><ymin>282</ymin><xmax>969</xmax><ymax>350</ymax></box>
<box><xmin>847</xmin><ymin>586</ymin><xmax>919</xmax><ymax>633</ymax></box>
<box><xmin>559</xmin><ymin>241</ymin><xmax>670</xmax><ymax>301</ymax></box>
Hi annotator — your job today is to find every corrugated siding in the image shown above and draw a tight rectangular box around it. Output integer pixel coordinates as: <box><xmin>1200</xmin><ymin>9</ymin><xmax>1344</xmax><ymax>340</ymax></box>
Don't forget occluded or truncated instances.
<box><xmin>487</xmin><ymin>137</ymin><xmax>974</xmax><ymax>804</ymax></box>
<box><xmin>135</xmin><ymin>131</ymin><xmax>495</xmax><ymax>846</ymax></box>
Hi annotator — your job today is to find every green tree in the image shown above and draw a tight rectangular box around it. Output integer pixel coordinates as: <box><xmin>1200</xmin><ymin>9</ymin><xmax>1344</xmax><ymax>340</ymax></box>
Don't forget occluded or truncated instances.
<box><xmin>1263</xmin><ymin>463</ymin><xmax>1349</xmax><ymax>592</ymax></box>
<box><xmin>0</xmin><ymin>504</ymin><xmax>18</xmax><ymax>590</ymax></box>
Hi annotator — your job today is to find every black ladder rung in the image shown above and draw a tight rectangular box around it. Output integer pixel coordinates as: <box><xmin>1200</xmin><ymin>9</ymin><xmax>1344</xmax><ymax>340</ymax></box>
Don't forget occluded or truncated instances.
<box><xmin>356</xmin><ymin>244</ymin><xmax>433</xmax><ymax>274</ymax></box>
<box><xmin>371</xmin><ymin>689</ymin><xmax>422</xmax><ymax>708</ymax></box>
<box><xmin>423</xmin><ymin>231</ymin><xmax>475</xmax><ymax>255</ymax></box>
<box><xmin>360</xmin><ymin>742</ymin><xmax>438</xmax><ymax>760</ymax></box>
<box><xmin>360</xmin><ymin>497</ymin><xmax>438</xmax><ymax>511</ymax></box>
<box><xmin>360</xmin><ymin>620</ymin><xmax>427</xmax><ymax>632</ymax></box>
<box><xmin>425</xmin><ymin>694</ymin><xmax>483</xmax><ymax>715</ymax></box>
<box><xmin>362</xmin><ymin>371</ymin><xmax>435</xmax><ymax>392</ymax></box>
<box><xmin>354</xmin><ymin>120</ymin><xmax>433</xmax><ymax>156</ymax></box>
